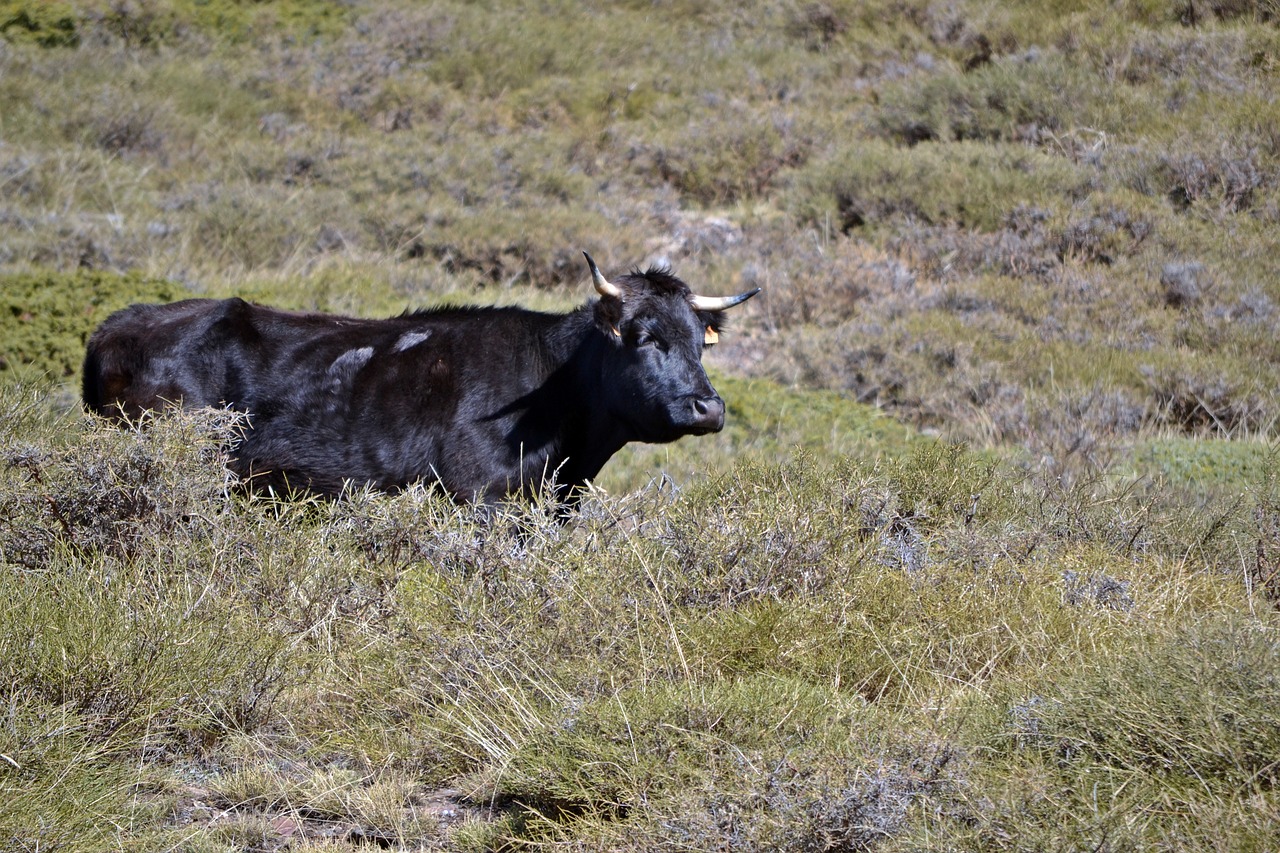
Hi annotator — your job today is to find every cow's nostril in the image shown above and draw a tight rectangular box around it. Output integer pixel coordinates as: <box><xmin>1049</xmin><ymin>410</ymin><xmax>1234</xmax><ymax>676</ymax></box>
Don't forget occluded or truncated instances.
<box><xmin>690</xmin><ymin>395</ymin><xmax>725</xmax><ymax>431</ymax></box>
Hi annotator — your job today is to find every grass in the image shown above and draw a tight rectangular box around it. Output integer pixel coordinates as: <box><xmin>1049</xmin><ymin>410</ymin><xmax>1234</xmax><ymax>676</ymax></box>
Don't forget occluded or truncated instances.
<box><xmin>2</xmin><ymin>383</ymin><xmax>1276</xmax><ymax>848</ymax></box>
<box><xmin>3</xmin><ymin>0</ymin><xmax>1280</xmax><ymax>848</ymax></box>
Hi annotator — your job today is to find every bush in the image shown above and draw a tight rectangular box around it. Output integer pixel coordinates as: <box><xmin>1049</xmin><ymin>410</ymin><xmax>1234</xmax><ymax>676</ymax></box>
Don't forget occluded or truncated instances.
<box><xmin>791</xmin><ymin>139</ymin><xmax>1089</xmax><ymax>235</ymax></box>
<box><xmin>984</xmin><ymin>618</ymin><xmax>1280</xmax><ymax>846</ymax></box>
<box><xmin>874</xmin><ymin>51</ymin><xmax>1106</xmax><ymax>146</ymax></box>
<box><xmin>1160</xmin><ymin>260</ymin><xmax>1210</xmax><ymax>308</ymax></box>
<box><xmin>0</xmin><ymin>1</ymin><xmax>79</xmax><ymax>48</ymax></box>
<box><xmin>1142</xmin><ymin>363</ymin><xmax>1270</xmax><ymax>435</ymax></box>
<box><xmin>1179</xmin><ymin>0</ymin><xmax>1280</xmax><ymax>24</ymax></box>
<box><xmin>1054</xmin><ymin>203</ymin><xmax>1153</xmax><ymax>265</ymax></box>
<box><xmin>0</xmin><ymin>271</ymin><xmax>182</xmax><ymax>378</ymax></box>
<box><xmin>642</xmin><ymin>107</ymin><xmax>809</xmax><ymax>204</ymax></box>
<box><xmin>1119</xmin><ymin>141</ymin><xmax>1273</xmax><ymax>216</ymax></box>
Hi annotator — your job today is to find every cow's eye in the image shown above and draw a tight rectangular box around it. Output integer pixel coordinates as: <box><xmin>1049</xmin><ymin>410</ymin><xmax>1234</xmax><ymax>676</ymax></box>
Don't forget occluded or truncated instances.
<box><xmin>635</xmin><ymin>332</ymin><xmax>661</xmax><ymax>349</ymax></box>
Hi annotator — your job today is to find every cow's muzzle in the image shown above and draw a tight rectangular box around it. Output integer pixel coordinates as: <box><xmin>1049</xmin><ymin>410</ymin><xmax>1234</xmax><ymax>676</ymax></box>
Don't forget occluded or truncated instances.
<box><xmin>688</xmin><ymin>395</ymin><xmax>726</xmax><ymax>434</ymax></box>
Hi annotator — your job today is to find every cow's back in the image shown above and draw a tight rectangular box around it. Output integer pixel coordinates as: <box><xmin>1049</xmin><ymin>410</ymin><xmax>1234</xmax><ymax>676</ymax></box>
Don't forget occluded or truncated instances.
<box><xmin>80</xmin><ymin>297</ymin><xmax>525</xmax><ymax>494</ymax></box>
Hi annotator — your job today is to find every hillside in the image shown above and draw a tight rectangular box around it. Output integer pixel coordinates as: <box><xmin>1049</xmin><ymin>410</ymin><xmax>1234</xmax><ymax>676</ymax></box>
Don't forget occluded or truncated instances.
<box><xmin>2</xmin><ymin>0</ymin><xmax>1279</xmax><ymax>849</ymax></box>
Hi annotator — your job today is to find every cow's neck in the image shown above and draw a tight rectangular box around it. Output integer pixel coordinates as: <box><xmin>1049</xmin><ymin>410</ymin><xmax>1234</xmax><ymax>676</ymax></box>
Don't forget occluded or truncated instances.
<box><xmin>518</xmin><ymin>309</ymin><xmax>629</xmax><ymax>499</ymax></box>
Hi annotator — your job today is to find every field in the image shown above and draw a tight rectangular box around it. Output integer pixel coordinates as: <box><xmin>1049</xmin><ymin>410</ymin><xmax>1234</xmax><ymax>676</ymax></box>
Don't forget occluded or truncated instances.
<box><xmin>2</xmin><ymin>0</ymin><xmax>1279</xmax><ymax>849</ymax></box>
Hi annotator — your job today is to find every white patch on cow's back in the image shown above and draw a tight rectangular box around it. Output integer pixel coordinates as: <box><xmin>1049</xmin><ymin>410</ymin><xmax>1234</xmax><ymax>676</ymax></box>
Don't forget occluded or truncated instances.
<box><xmin>394</xmin><ymin>329</ymin><xmax>432</xmax><ymax>352</ymax></box>
<box><xmin>328</xmin><ymin>346</ymin><xmax>374</xmax><ymax>388</ymax></box>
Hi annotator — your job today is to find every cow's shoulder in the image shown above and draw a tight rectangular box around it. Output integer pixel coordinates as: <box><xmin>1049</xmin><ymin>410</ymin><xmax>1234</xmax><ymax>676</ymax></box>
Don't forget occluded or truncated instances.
<box><xmin>206</xmin><ymin>295</ymin><xmax>258</xmax><ymax>328</ymax></box>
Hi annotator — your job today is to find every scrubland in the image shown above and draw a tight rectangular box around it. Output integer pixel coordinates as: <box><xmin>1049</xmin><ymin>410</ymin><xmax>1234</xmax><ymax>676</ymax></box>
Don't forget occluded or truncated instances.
<box><xmin>2</xmin><ymin>0</ymin><xmax>1279</xmax><ymax>849</ymax></box>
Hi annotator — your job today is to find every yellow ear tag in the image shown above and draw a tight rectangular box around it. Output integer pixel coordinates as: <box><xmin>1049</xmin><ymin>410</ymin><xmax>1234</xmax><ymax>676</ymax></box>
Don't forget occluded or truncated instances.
<box><xmin>611</xmin><ymin>326</ymin><xmax>621</xmax><ymax>338</ymax></box>
<box><xmin>704</xmin><ymin>326</ymin><xmax>719</xmax><ymax>345</ymax></box>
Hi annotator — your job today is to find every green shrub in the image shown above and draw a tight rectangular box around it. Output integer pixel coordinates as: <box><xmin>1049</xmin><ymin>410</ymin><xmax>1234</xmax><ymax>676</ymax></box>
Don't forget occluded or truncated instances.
<box><xmin>791</xmin><ymin>139</ymin><xmax>1089</xmax><ymax>234</ymax></box>
<box><xmin>1039</xmin><ymin>618</ymin><xmax>1280</xmax><ymax>789</ymax></box>
<box><xmin>874</xmin><ymin>52</ymin><xmax>1111</xmax><ymax>146</ymax></box>
<box><xmin>643</xmin><ymin>108</ymin><xmax>809</xmax><ymax>204</ymax></box>
<box><xmin>0</xmin><ymin>271</ymin><xmax>182</xmax><ymax>378</ymax></box>
<box><xmin>0</xmin><ymin>1</ymin><xmax>79</xmax><ymax>47</ymax></box>
<box><xmin>965</xmin><ymin>617</ymin><xmax>1280</xmax><ymax>849</ymax></box>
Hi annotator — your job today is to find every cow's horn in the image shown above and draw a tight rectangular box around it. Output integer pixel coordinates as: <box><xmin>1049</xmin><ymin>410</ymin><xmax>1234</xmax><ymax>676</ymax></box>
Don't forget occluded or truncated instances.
<box><xmin>690</xmin><ymin>288</ymin><xmax>761</xmax><ymax>312</ymax></box>
<box><xmin>583</xmin><ymin>252</ymin><xmax>623</xmax><ymax>300</ymax></box>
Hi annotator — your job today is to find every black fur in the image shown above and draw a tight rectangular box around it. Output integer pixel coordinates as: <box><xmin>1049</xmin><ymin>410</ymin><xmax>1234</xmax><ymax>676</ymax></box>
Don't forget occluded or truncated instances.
<box><xmin>82</xmin><ymin>266</ymin><xmax>754</xmax><ymax>504</ymax></box>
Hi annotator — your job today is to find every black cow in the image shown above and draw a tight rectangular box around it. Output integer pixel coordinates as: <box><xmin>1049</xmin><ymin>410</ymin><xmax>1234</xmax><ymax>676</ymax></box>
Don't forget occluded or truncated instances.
<box><xmin>82</xmin><ymin>254</ymin><xmax>758</xmax><ymax>503</ymax></box>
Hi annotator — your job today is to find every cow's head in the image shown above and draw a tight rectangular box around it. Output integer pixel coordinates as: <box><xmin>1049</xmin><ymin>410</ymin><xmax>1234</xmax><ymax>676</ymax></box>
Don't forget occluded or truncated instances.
<box><xmin>584</xmin><ymin>252</ymin><xmax>758</xmax><ymax>443</ymax></box>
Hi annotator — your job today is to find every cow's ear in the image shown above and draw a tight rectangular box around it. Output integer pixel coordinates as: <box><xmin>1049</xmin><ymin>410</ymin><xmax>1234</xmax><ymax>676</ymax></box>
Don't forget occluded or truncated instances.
<box><xmin>700</xmin><ymin>311</ymin><xmax>726</xmax><ymax>346</ymax></box>
<box><xmin>593</xmin><ymin>296</ymin><xmax>624</xmax><ymax>341</ymax></box>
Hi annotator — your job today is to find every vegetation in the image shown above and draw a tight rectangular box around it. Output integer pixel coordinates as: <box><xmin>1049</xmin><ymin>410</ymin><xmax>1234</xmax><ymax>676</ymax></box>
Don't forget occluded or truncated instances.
<box><xmin>2</xmin><ymin>0</ymin><xmax>1278</xmax><ymax>849</ymax></box>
